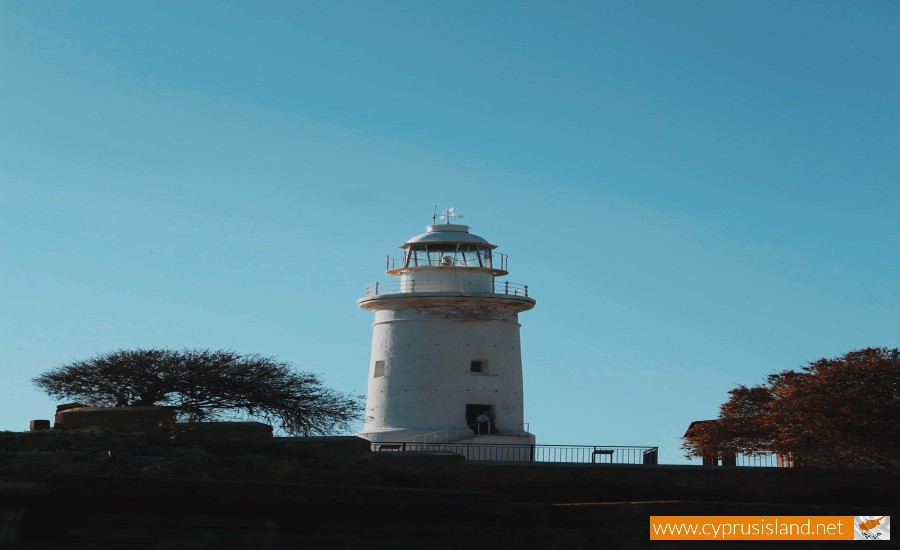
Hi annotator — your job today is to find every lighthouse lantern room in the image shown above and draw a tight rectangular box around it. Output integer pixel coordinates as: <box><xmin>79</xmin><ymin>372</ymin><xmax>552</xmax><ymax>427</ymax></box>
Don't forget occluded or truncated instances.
<box><xmin>358</xmin><ymin>210</ymin><xmax>536</xmax><ymax>453</ymax></box>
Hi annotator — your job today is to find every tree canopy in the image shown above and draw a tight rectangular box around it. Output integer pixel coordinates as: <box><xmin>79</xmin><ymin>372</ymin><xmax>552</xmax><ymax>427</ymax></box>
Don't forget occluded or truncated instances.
<box><xmin>34</xmin><ymin>349</ymin><xmax>363</xmax><ymax>436</ymax></box>
<box><xmin>682</xmin><ymin>347</ymin><xmax>900</xmax><ymax>469</ymax></box>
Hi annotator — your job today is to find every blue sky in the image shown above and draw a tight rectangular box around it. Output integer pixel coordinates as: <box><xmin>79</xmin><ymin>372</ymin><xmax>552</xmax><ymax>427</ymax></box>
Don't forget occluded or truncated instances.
<box><xmin>2</xmin><ymin>1</ymin><xmax>898</xmax><ymax>463</ymax></box>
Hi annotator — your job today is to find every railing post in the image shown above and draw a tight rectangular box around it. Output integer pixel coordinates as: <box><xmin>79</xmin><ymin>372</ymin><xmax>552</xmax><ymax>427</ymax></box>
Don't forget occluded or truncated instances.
<box><xmin>374</xmin><ymin>282</ymin><xmax>379</xmax><ymax>295</ymax></box>
<box><xmin>504</xmin><ymin>281</ymin><xmax>509</xmax><ymax>294</ymax></box>
<box><xmin>524</xmin><ymin>285</ymin><xmax>528</xmax><ymax>297</ymax></box>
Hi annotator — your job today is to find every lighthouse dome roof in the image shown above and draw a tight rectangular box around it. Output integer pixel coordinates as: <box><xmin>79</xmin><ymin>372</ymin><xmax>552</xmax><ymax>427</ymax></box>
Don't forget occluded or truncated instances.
<box><xmin>403</xmin><ymin>224</ymin><xmax>495</xmax><ymax>248</ymax></box>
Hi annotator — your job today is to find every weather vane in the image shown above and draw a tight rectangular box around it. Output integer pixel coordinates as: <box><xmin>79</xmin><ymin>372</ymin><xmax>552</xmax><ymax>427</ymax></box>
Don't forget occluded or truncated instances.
<box><xmin>432</xmin><ymin>205</ymin><xmax>463</xmax><ymax>225</ymax></box>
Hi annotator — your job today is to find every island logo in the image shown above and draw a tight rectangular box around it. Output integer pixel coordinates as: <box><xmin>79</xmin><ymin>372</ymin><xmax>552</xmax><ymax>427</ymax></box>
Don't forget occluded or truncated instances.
<box><xmin>855</xmin><ymin>516</ymin><xmax>890</xmax><ymax>541</ymax></box>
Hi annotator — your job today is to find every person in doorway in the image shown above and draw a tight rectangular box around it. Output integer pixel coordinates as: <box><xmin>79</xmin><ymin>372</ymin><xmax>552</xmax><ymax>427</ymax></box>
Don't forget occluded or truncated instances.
<box><xmin>475</xmin><ymin>410</ymin><xmax>493</xmax><ymax>435</ymax></box>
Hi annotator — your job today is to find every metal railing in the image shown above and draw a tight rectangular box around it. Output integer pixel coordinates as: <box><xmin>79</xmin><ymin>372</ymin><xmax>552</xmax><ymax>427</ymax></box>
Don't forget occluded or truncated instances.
<box><xmin>398</xmin><ymin>426</ymin><xmax>475</xmax><ymax>445</ymax></box>
<box><xmin>532</xmin><ymin>445</ymin><xmax>659</xmax><ymax>465</ymax></box>
<box><xmin>469</xmin><ymin>422</ymin><xmax>530</xmax><ymax>437</ymax></box>
<box><xmin>364</xmin><ymin>280</ymin><xmax>530</xmax><ymax>297</ymax></box>
<box><xmin>371</xmin><ymin>442</ymin><xmax>659</xmax><ymax>465</ymax></box>
<box><xmin>689</xmin><ymin>452</ymin><xmax>790</xmax><ymax>467</ymax></box>
<box><xmin>735</xmin><ymin>452</ymin><xmax>786</xmax><ymax>467</ymax></box>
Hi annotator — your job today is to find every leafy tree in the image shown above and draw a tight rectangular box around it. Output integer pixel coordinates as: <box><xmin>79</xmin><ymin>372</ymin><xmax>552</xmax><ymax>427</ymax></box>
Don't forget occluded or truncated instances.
<box><xmin>34</xmin><ymin>349</ymin><xmax>363</xmax><ymax>436</ymax></box>
<box><xmin>683</xmin><ymin>347</ymin><xmax>900</xmax><ymax>469</ymax></box>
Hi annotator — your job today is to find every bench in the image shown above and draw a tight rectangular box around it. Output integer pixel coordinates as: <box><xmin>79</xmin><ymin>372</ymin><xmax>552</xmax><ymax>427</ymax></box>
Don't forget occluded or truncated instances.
<box><xmin>591</xmin><ymin>449</ymin><xmax>615</xmax><ymax>463</ymax></box>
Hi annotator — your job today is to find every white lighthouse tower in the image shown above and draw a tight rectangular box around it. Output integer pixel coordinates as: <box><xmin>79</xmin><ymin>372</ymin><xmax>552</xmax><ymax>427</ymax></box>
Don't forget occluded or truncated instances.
<box><xmin>358</xmin><ymin>210</ymin><xmax>536</xmax><ymax>453</ymax></box>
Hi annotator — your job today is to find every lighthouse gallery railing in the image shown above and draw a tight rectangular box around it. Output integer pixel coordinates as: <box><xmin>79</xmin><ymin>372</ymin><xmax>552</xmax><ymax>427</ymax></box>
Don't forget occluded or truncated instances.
<box><xmin>364</xmin><ymin>280</ymin><xmax>529</xmax><ymax>297</ymax></box>
<box><xmin>386</xmin><ymin>251</ymin><xmax>509</xmax><ymax>272</ymax></box>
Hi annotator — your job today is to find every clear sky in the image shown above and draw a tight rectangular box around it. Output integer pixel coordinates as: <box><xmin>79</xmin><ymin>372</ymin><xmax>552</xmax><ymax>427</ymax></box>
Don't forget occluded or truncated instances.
<box><xmin>2</xmin><ymin>1</ymin><xmax>898</xmax><ymax>464</ymax></box>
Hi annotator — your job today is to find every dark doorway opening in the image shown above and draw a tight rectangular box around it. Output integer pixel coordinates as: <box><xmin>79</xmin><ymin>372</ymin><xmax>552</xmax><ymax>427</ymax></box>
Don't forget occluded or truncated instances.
<box><xmin>466</xmin><ymin>404</ymin><xmax>495</xmax><ymax>436</ymax></box>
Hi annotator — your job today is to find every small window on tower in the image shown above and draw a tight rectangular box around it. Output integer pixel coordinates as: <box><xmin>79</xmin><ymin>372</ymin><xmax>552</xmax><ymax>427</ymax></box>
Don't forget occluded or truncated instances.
<box><xmin>470</xmin><ymin>360</ymin><xmax>485</xmax><ymax>374</ymax></box>
<box><xmin>373</xmin><ymin>360</ymin><xmax>386</xmax><ymax>378</ymax></box>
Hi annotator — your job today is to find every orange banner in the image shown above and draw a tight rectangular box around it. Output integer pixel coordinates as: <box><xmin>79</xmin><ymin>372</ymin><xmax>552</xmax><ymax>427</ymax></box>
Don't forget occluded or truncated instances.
<box><xmin>650</xmin><ymin>516</ymin><xmax>855</xmax><ymax>541</ymax></box>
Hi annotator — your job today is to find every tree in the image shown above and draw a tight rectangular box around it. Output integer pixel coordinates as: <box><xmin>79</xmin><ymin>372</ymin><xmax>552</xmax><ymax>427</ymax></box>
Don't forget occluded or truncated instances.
<box><xmin>34</xmin><ymin>349</ymin><xmax>363</xmax><ymax>436</ymax></box>
<box><xmin>682</xmin><ymin>347</ymin><xmax>900</xmax><ymax>469</ymax></box>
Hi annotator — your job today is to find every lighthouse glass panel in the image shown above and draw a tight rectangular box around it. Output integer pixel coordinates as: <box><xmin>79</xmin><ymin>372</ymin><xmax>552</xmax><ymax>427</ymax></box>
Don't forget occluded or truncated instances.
<box><xmin>403</xmin><ymin>244</ymin><xmax>493</xmax><ymax>268</ymax></box>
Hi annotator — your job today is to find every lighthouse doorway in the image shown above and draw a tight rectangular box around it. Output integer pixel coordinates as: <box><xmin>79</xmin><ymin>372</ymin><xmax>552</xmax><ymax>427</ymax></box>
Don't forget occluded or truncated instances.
<box><xmin>466</xmin><ymin>404</ymin><xmax>494</xmax><ymax>436</ymax></box>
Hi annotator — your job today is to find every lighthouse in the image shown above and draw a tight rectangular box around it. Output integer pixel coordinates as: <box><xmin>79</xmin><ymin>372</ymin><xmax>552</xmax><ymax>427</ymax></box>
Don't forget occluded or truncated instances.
<box><xmin>358</xmin><ymin>210</ymin><xmax>536</xmax><ymax>452</ymax></box>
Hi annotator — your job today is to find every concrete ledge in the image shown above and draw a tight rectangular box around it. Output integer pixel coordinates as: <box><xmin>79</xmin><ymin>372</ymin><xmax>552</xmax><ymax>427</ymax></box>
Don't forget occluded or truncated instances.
<box><xmin>0</xmin><ymin>431</ymin><xmax>148</xmax><ymax>453</ymax></box>
<box><xmin>173</xmin><ymin>422</ymin><xmax>273</xmax><ymax>446</ymax></box>
<box><xmin>370</xmin><ymin>451</ymin><xmax>467</xmax><ymax>463</ymax></box>
<box><xmin>278</xmin><ymin>436</ymin><xmax>371</xmax><ymax>459</ymax></box>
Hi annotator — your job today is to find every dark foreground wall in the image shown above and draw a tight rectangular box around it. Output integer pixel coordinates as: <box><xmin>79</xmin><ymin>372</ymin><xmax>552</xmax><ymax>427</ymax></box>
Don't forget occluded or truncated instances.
<box><xmin>373</xmin><ymin>452</ymin><xmax>895</xmax><ymax>506</ymax></box>
<box><xmin>1</xmin><ymin>432</ymin><xmax>896</xmax><ymax>549</ymax></box>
